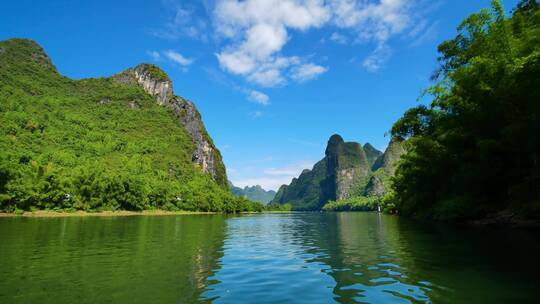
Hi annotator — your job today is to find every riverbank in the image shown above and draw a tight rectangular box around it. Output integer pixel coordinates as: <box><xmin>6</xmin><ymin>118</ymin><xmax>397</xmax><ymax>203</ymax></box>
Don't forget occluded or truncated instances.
<box><xmin>464</xmin><ymin>210</ymin><xmax>540</xmax><ymax>228</ymax></box>
<box><xmin>0</xmin><ymin>210</ymin><xmax>219</xmax><ymax>217</ymax></box>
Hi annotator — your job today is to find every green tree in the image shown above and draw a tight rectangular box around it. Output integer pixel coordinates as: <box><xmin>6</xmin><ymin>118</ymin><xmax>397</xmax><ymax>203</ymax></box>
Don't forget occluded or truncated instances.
<box><xmin>390</xmin><ymin>0</ymin><xmax>540</xmax><ymax>220</ymax></box>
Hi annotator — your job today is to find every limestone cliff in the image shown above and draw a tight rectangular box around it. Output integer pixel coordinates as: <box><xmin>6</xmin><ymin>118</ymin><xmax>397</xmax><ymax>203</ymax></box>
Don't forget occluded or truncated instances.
<box><xmin>114</xmin><ymin>64</ymin><xmax>227</xmax><ymax>187</ymax></box>
<box><xmin>326</xmin><ymin>135</ymin><xmax>371</xmax><ymax>200</ymax></box>
<box><xmin>271</xmin><ymin>134</ymin><xmax>404</xmax><ymax>210</ymax></box>
<box><xmin>271</xmin><ymin>134</ymin><xmax>374</xmax><ymax>210</ymax></box>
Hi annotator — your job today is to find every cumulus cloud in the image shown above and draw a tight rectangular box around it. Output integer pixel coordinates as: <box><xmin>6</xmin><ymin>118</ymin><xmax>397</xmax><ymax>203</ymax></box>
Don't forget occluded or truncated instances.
<box><xmin>212</xmin><ymin>0</ymin><xmax>423</xmax><ymax>79</ymax></box>
<box><xmin>329</xmin><ymin>0</ymin><xmax>414</xmax><ymax>71</ymax></box>
<box><xmin>290</xmin><ymin>63</ymin><xmax>328</xmax><ymax>82</ymax></box>
<box><xmin>164</xmin><ymin>50</ymin><xmax>194</xmax><ymax>66</ymax></box>
<box><xmin>214</xmin><ymin>0</ymin><xmax>330</xmax><ymax>86</ymax></box>
<box><xmin>153</xmin><ymin>0</ymin><xmax>435</xmax><ymax>82</ymax></box>
<box><xmin>248</xmin><ymin>90</ymin><xmax>270</xmax><ymax>105</ymax></box>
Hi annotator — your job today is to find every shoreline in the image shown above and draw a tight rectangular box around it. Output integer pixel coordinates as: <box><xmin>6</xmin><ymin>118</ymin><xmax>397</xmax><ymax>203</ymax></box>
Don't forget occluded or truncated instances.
<box><xmin>0</xmin><ymin>210</ymin><xmax>220</xmax><ymax>218</ymax></box>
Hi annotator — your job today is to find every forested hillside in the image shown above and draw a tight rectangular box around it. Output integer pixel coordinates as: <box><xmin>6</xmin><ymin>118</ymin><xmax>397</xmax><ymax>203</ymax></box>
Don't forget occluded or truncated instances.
<box><xmin>389</xmin><ymin>0</ymin><xmax>540</xmax><ymax>221</ymax></box>
<box><xmin>0</xmin><ymin>39</ymin><xmax>261</xmax><ymax>213</ymax></box>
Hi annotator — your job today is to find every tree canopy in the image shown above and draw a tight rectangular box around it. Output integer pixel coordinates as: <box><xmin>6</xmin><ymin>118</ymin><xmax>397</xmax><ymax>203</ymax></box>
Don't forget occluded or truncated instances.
<box><xmin>389</xmin><ymin>0</ymin><xmax>540</xmax><ymax>220</ymax></box>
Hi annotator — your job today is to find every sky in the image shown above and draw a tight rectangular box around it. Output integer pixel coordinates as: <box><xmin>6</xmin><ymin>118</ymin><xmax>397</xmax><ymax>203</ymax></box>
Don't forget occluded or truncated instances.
<box><xmin>0</xmin><ymin>0</ymin><xmax>520</xmax><ymax>190</ymax></box>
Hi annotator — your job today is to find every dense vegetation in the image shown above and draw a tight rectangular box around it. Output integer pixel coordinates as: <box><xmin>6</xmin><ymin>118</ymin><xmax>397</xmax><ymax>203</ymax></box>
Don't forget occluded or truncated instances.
<box><xmin>322</xmin><ymin>196</ymin><xmax>379</xmax><ymax>212</ymax></box>
<box><xmin>265</xmin><ymin>203</ymin><xmax>293</xmax><ymax>212</ymax></box>
<box><xmin>0</xmin><ymin>39</ymin><xmax>263</xmax><ymax>213</ymax></box>
<box><xmin>389</xmin><ymin>0</ymin><xmax>540</xmax><ymax>220</ymax></box>
<box><xmin>271</xmin><ymin>135</ymin><xmax>386</xmax><ymax>210</ymax></box>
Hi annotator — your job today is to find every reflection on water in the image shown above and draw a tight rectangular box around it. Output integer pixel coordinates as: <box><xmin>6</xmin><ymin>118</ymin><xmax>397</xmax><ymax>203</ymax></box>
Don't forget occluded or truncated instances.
<box><xmin>0</xmin><ymin>215</ymin><xmax>226</xmax><ymax>304</ymax></box>
<box><xmin>1</xmin><ymin>213</ymin><xmax>539</xmax><ymax>304</ymax></box>
<box><xmin>202</xmin><ymin>213</ymin><xmax>540</xmax><ymax>304</ymax></box>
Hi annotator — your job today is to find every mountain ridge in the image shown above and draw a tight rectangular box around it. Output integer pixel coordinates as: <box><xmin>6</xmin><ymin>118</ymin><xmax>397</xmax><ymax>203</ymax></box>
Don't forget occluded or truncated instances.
<box><xmin>270</xmin><ymin>134</ymin><xmax>404</xmax><ymax>210</ymax></box>
<box><xmin>229</xmin><ymin>182</ymin><xmax>276</xmax><ymax>204</ymax></box>
<box><xmin>0</xmin><ymin>38</ymin><xmax>257</xmax><ymax>212</ymax></box>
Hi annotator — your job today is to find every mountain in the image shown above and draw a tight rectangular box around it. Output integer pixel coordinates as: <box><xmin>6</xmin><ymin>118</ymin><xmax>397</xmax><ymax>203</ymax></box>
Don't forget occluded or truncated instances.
<box><xmin>363</xmin><ymin>143</ymin><xmax>383</xmax><ymax>167</ymax></box>
<box><xmin>113</xmin><ymin>64</ymin><xmax>227</xmax><ymax>187</ymax></box>
<box><xmin>0</xmin><ymin>38</ymin><xmax>259</xmax><ymax>212</ymax></box>
<box><xmin>371</xmin><ymin>138</ymin><xmax>405</xmax><ymax>175</ymax></box>
<box><xmin>229</xmin><ymin>182</ymin><xmax>276</xmax><ymax>204</ymax></box>
<box><xmin>271</xmin><ymin>134</ymin><xmax>405</xmax><ymax>210</ymax></box>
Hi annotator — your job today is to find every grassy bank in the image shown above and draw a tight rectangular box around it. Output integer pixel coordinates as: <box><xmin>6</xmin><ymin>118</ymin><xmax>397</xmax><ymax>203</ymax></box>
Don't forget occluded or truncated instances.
<box><xmin>0</xmin><ymin>210</ymin><xmax>219</xmax><ymax>217</ymax></box>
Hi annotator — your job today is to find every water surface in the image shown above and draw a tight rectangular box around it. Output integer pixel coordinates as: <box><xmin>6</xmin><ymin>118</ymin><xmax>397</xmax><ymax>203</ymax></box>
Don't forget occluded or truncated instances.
<box><xmin>1</xmin><ymin>213</ymin><xmax>539</xmax><ymax>303</ymax></box>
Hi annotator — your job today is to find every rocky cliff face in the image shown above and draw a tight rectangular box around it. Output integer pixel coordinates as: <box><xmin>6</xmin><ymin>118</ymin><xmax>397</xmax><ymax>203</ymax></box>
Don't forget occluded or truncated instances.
<box><xmin>271</xmin><ymin>134</ymin><xmax>376</xmax><ymax>210</ymax></box>
<box><xmin>114</xmin><ymin>64</ymin><xmax>227</xmax><ymax>187</ymax></box>
<box><xmin>326</xmin><ymin>135</ymin><xmax>371</xmax><ymax>200</ymax></box>
<box><xmin>271</xmin><ymin>134</ymin><xmax>405</xmax><ymax>210</ymax></box>
<box><xmin>132</xmin><ymin>64</ymin><xmax>173</xmax><ymax>105</ymax></box>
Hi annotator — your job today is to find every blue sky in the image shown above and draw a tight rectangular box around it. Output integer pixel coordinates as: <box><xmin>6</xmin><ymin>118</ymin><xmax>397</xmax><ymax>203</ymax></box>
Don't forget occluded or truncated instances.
<box><xmin>1</xmin><ymin>0</ymin><xmax>519</xmax><ymax>190</ymax></box>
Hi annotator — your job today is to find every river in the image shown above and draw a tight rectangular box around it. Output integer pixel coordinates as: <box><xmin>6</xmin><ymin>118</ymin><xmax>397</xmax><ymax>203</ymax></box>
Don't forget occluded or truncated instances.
<box><xmin>0</xmin><ymin>213</ymin><xmax>538</xmax><ymax>303</ymax></box>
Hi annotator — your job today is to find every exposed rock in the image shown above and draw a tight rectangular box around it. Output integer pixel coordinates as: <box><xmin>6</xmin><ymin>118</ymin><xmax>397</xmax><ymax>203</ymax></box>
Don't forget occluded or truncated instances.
<box><xmin>364</xmin><ymin>175</ymin><xmax>385</xmax><ymax>197</ymax></box>
<box><xmin>113</xmin><ymin>64</ymin><xmax>227</xmax><ymax>187</ymax></box>
<box><xmin>132</xmin><ymin>64</ymin><xmax>172</xmax><ymax>105</ymax></box>
<box><xmin>127</xmin><ymin>100</ymin><xmax>140</xmax><ymax>109</ymax></box>
<box><xmin>272</xmin><ymin>135</ymin><xmax>407</xmax><ymax>210</ymax></box>
<box><xmin>271</xmin><ymin>134</ymin><xmax>371</xmax><ymax>209</ymax></box>
<box><xmin>271</xmin><ymin>158</ymin><xmax>332</xmax><ymax>210</ymax></box>
<box><xmin>98</xmin><ymin>98</ymin><xmax>111</xmax><ymax>105</ymax></box>
<box><xmin>326</xmin><ymin>135</ymin><xmax>370</xmax><ymax>200</ymax></box>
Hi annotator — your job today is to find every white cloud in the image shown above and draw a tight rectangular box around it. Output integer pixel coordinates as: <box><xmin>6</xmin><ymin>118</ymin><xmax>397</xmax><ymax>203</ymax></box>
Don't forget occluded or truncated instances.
<box><xmin>331</xmin><ymin>0</ymin><xmax>411</xmax><ymax>40</ymax></box>
<box><xmin>149</xmin><ymin>2</ymin><xmax>209</xmax><ymax>41</ymax></box>
<box><xmin>248</xmin><ymin>111</ymin><xmax>264</xmax><ymax>118</ymax></box>
<box><xmin>409</xmin><ymin>20</ymin><xmax>439</xmax><ymax>47</ymax></box>
<box><xmin>248</xmin><ymin>90</ymin><xmax>270</xmax><ymax>105</ymax></box>
<box><xmin>213</xmin><ymin>0</ymin><xmax>423</xmax><ymax>79</ymax></box>
<box><xmin>330</xmin><ymin>32</ymin><xmax>348</xmax><ymax>44</ymax></box>
<box><xmin>362</xmin><ymin>44</ymin><xmax>392</xmax><ymax>72</ymax></box>
<box><xmin>329</xmin><ymin>0</ymin><xmax>416</xmax><ymax>72</ymax></box>
<box><xmin>214</xmin><ymin>0</ymin><xmax>330</xmax><ymax>87</ymax></box>
<box><xmin>231</xmin><ymin>177</ymin><xmax>287</xmax><ymax>191</ymax></box>
<box><xmin>162</xmin><ymin>0</ymin><xmax>435</xmax><ymax>80</ymax></box>
<box><xmin>290</xmin><ymin>63</ymin><xmax>328</xmax><ymax>82</ymax></box>
<box><xmin>164</xmin><ymin>50</ymin><xmax>194</xmax><ymax>66</ymax></box>
<box><xmin>232</xmin><ymin>160</ymin><xmax>314</xmax><ymax>190</ymax></box>
<box><xmin>147</xmin><ymin>51</ymin><xmax>161</xmax><ymax>61</ymax></box>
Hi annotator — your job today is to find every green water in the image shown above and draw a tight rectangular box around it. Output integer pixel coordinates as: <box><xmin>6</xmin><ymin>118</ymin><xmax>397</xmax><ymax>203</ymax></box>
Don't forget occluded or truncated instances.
<box><xmin>0</xmin><ymin>213</ymin><xmax>539</xmax><ymax>303</ymax></box>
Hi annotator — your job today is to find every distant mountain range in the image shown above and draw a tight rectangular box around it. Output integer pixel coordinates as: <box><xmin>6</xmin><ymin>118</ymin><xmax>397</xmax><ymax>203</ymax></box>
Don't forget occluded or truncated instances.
<box><xmin>270</xmin><ymin>134</ymin><xmax>405</xmax><ymax>210</ymax></box>
<box><xmin>229</xmin><ymin>183</ymin><xmax>277</xmax><ymax>204</ymax></box>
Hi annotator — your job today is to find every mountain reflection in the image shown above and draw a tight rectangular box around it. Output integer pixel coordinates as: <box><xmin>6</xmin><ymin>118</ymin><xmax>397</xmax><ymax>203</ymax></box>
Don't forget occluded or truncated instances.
<box><xmin>0</xmin><ymin>215</ymin><xmax>227</xmax><ymax>304</ymax></box>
